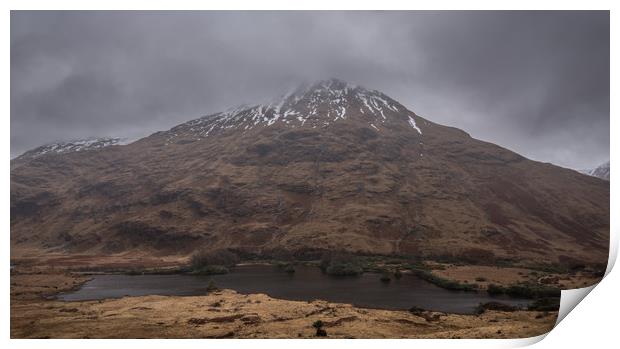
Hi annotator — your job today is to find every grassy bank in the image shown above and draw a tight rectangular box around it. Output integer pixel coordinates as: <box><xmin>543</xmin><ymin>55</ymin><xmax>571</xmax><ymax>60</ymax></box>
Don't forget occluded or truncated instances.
<box><xmin>487</xmin><ymin>283</ymin><xmax>561</xmax><ymax>299</ymax></box>
<box><xmin>411</xmin><ymin>269</ymin><xmax>478</xmax><ymax>292</ymax></box>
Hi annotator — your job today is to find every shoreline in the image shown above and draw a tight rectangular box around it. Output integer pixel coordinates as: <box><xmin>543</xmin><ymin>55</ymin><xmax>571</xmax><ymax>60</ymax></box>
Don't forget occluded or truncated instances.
<box><xmin>54</xmin><ymin>268</ymin><xmax>534</xmax><ymax>315</ymax></box>
<box><xmin>12</xmin><ymin>255</ymin><xmax>596</xmax><ymax>300</ymax></box>
<box><xmin>10</xmin><ymin>267</ymin><xmax>558</xmax><ymax>339</ymax></box>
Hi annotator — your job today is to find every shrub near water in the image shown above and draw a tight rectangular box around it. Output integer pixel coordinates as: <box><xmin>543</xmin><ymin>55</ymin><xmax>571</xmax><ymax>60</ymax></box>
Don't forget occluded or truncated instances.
<box><xmin>475</xmin><ymin>302</ymin><xmax>519</xmax><ymax>314</ymax></box>
<box><xmin>528</xmin><ymin>297</ymin><xmax>561</xmax><ymax>311</ymax></box>
<box><xmin>380</xmin><ymin>272</ymin><xmax>391</xmax><ymax>283</ymax></box>
<box><xmin>486</xmin><ymin>283</ymin><xmax>505</xmax><ymax>296</ymax></box>
<box><xmin>320</xmin><ymin>252</ymin><xmax>363</xmax><ymax>276</ymax></box>
<box><xmin>206</xmin><ymin>280</ymin><xmax>219</xmax><ymax>292</ymax></box>
<box><xmin>190</xmin><ymin>249</ymin><xmax>239</xmax><ymax>275</ymax></box>
<box><xmin>193</xmin><ymin>265</ymin><xmax>230</xmax><ymax>275</ymax></box>
<box><xmin>412</xmin><ymin>269</ymin><xmax>477</xmax><ymax>292</ymax></box>
<box><xmin>486</xmin><ymin>283</ymin><xmax>561</xmax><ymax>299</ymax></box>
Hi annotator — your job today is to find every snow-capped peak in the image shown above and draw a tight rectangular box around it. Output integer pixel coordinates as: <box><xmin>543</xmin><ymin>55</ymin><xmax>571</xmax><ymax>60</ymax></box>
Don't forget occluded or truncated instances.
<box><xmin>16</xmin><ymin>137</ymin><xmax>128</xmax><ymax>161</ymax></box>
<box><xmin>164</xmin><ymin>78</ymin><xmax>423</xmax><ymax>143</ymax></box>
<box><xmin>581</xmin><ymin>161</ymin><xmax>610</xmax><ymax>181</ymax></box>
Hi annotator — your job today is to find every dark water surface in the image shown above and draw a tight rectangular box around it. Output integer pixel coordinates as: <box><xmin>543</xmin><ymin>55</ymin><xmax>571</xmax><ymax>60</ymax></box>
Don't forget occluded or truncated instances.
<box><xmin>59</xmin><ymin>265</ymin><xmax>531</xmax><ymax>314</ymax></box>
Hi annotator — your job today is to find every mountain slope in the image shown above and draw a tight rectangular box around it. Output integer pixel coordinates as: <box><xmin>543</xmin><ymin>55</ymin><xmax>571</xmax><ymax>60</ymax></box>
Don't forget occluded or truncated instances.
<box><xmin>10</xmin><ymin>79</ymin><xmax>609</xmax><ymax>267</ymax></box>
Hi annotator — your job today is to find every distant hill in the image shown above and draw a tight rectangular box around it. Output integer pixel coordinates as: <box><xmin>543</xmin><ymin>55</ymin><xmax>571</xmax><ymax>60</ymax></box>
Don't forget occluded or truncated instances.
<box><xmin>581</xmin><ymin>161</ymin><xmax>610</xmax><ymax>181</ymax></box>
<box><xmin>13</xmin><ymin>137</ymin><xmax>127</xmax><ymax>162</ymax></box>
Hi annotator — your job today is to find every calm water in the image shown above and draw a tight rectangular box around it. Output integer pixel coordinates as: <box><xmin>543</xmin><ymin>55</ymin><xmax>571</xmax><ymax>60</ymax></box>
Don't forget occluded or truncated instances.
<box><xmin>59</xmin><ymin>265</ymin><xmax>531</xmax><ymax>314</ymax></box>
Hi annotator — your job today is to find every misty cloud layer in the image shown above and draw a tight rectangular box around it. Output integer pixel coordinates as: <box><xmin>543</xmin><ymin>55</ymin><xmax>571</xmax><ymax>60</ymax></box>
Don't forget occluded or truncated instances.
<box><xmin>11</xmin><ymin>11</ymin><xmax>609</xmax><ymax>169</ymax></box>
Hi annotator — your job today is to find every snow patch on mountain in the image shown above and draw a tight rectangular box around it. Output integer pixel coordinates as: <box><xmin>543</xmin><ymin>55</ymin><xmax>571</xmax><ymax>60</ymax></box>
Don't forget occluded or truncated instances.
<box><xmin>581</xmin><ymin>161</ymin><xmax>610</xmax><ymax>181</ymax></box>
<box><xmin>16</xmin><ymin>137</ymin><xmax>128</xmax><ymax>160</ymax></box>
<box><xmin>164</xmin><ymin>78</ymin><xmax>420</xmax><ymax>144</ymax></box>
<box><xmin>408</xmin><ymin>115</ymin><xmax>422</xmax><ymax>135</ymax></box>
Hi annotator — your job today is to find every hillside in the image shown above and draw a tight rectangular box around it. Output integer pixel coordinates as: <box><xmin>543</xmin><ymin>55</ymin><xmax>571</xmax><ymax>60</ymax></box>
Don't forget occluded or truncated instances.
<box><xmin>10</xmin><ymin>79</ymin><xmax>610</xmax><ymax>267</ymax></box>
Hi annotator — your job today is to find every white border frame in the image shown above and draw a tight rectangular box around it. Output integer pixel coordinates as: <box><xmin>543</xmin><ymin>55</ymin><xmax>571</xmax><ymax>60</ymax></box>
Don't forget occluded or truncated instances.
<box><xmin>4</xmin><ymin>2</ymin><xmax>617</xmax><ymax>348</ymax></box>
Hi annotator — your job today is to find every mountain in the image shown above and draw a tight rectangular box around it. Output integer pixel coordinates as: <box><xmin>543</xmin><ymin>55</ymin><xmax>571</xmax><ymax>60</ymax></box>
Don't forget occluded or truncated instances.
<box><xmin>13</xmin><ymin>137</ymin><xmax>127</xmax><ymax>163</ymax></box>
<box><xmin>581</xmin><ymin>161</ymin><xmax>610</xmax><ymax>181</ymax></box>
<box><xmin>10</xmin><ymin>79</ymin><xmax>609</xmax><ymax>267</ymax></box>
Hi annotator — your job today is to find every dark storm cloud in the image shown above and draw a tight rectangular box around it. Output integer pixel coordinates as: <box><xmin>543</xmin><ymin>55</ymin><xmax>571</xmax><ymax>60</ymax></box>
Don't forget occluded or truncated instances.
<box><xmin>11</xmin><ymin>11</ymin><xmax>609</xmax><ymax>169</ymax></box>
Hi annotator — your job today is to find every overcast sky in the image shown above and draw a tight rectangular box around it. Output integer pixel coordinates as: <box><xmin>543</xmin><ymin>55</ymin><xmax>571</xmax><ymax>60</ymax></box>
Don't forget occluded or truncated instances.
<box><xmin>10</xmin><ymin>11</ymin><xmax>609</xmax><ymax>170</ymax></box>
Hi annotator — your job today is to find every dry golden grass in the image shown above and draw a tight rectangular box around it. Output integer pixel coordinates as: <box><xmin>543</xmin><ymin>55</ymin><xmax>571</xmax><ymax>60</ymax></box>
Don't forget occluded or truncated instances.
<box><xmin>428</xmin><ymin>263</ymin><xmax>602</xmax><ymax>290</ymax></box>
